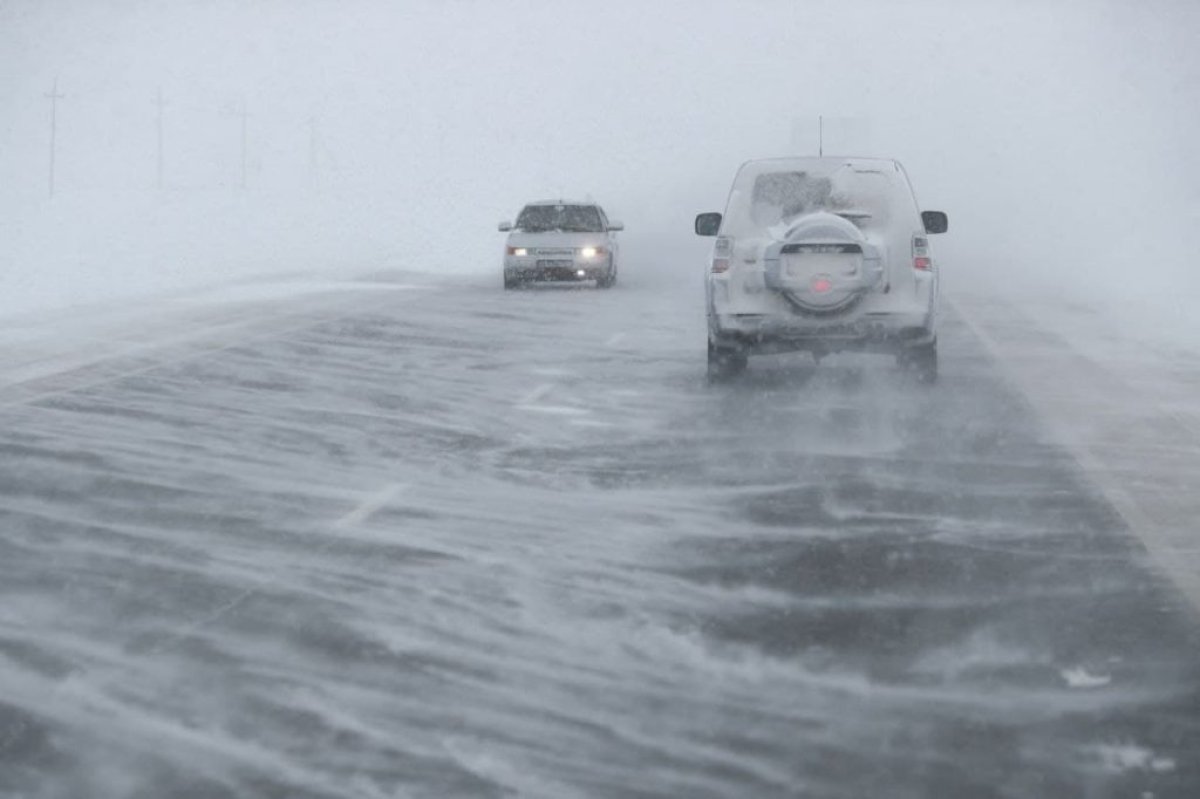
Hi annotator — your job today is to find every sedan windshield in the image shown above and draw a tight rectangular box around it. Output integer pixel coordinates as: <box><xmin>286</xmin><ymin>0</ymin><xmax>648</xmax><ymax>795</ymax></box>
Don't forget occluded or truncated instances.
<box><xmin>516</xmin><ymin>205</ymin><xmax>604</xmax><ymax>233</ymax></box>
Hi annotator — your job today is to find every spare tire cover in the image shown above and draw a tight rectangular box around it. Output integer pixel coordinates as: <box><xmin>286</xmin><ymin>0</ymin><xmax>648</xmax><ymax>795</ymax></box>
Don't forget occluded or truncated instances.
<box><xmin>762</xmin><ymin>212</ymin><xmax>882</xmax><ymax>313</ymax></box>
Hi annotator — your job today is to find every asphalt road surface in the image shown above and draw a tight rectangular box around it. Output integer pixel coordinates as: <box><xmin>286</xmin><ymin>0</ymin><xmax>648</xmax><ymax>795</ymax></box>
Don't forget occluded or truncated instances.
<box><xmin>1</xmin><ymin>268</ymin><xmax>1198</xmax><ymax>799</ymax></box>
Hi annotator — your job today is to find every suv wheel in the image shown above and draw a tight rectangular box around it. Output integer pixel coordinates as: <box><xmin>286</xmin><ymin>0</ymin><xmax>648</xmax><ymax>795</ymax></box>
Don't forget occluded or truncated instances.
<box><xmin>707</xmin><ymin>340</ymin><xmax>748</xmax><ymax>383</ymax></box>
<box><xmin>504</xmin><ymin>275</ymin><xmax>521</xmax><ymax>290</ymax></box>
<box><xmin>898</xmin><ymin>339</ymin><xmax>938</xmax><ymax>384</ymax></box>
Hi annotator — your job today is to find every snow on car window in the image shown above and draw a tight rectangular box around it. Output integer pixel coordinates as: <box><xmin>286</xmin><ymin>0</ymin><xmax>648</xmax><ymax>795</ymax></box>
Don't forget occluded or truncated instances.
<box><xmin>516</xmin><ymin>205</ymin><xmax>604</xmax><ymax>233</ymax></box>
<box><xmin>727</xmin><ymin>159</ymin><xmax>900</xmax><ymax>237</ymax></box>
<box><xmin>750</xmin><ymin>172</ymin><xmax>834</xmax><ymax>227</ymax></box>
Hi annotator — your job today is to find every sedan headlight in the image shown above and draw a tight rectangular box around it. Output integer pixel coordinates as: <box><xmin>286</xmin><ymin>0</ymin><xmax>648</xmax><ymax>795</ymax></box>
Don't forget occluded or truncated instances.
<box><xmin>506</xmin><ymin>246</ymin><xmax>528</xmax><ymax>257</ymax></box>
<box><xmin>579</xmin><ymin>246</ymin><xmax>606</xmax><ymax>258</ymax></box>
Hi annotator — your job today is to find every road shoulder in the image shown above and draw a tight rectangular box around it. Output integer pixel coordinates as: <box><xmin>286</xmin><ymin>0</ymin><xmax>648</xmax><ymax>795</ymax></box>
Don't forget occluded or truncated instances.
<box><xmin>952</xmin><ymin>292</ymin><xmax>1200</xmax><ymax>614</ymax></box>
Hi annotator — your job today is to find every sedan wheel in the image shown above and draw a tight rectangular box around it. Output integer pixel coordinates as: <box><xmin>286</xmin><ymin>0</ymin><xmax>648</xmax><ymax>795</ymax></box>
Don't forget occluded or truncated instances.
<box><xmin>596</xmin><ymin>261</ymin><xmax>617</xmax><ymax>289</ymax></box>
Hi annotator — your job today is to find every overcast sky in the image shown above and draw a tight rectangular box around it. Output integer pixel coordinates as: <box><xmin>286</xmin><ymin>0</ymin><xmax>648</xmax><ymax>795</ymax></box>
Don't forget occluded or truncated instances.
<box><xmin>1</xmin><ymin>0</ymin><xmax>1197</xmax><ymax>314</ymax></box>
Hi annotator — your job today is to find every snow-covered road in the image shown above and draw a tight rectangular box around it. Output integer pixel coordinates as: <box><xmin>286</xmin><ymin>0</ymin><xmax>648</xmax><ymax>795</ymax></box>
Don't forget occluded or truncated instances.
<box><xmin>1</xmin><ymin>268</ymin><xmax>1198</xmax><ymax>798</ymax></box>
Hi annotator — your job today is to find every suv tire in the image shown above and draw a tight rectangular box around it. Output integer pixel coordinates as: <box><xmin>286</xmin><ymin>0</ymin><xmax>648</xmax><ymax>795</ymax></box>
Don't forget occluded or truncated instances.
<box><xmin>898</xmin><ymin>339</ymin><xmax>938</xmax><ymax>384</ymax></box>
<box><xmin>707</xmin><ymin>340</ymin><xmax>748</xmax><ymax>383</ymax></box>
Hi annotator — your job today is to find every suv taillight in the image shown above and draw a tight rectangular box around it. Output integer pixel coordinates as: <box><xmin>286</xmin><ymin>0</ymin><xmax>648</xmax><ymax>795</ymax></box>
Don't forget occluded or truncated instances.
<box><xmin>912</xmin><ymin>235</ymin><xmax>932</xmax><ymax>271</ymax></box>
<box><xmin>712</xmin><ymin>236</ymin><xmax>733</xmax><ymax>274</ymax></box>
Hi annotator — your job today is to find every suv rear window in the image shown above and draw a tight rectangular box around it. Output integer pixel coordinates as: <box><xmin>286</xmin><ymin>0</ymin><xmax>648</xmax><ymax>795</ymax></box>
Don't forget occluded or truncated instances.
<box><xmin>749</xmin><ymin>170</ymin><xmax>893</xmax><ymax>230</ymax></box>
<box><xmin>516</xmin><ymin>205</ymin><xmax>604</xmax><ymax>233</ymax></box>
<box><xmin>723</xmin><ymin>159</ymin><xmax>916</xmax><ymax>238</ymax></box>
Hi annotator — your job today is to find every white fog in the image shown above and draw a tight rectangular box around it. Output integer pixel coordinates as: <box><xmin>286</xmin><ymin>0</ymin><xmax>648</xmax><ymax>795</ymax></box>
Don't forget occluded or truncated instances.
<box><xmin>3</xmin><ymin>1</ymin><xmax>1196</xmax><ymax>323</ymax></box>
<box><xmin>2</xmin><ymin>2</ymin><xmax>1199</xmax><ymax>797</ymax></box>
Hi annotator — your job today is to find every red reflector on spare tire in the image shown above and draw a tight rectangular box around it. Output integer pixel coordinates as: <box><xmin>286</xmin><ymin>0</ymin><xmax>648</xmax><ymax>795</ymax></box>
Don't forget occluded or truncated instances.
<box><xmin>811</xmin><ymin>275</ymin><xmax>833</xmax><ymax>294</ymax></box>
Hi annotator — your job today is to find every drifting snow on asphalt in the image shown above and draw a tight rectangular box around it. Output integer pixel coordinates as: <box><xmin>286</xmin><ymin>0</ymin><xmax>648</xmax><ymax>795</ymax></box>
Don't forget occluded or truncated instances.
<box><xmin>1</xmin><ymin>271</ymin><xmax>1198</xmax><ymax>798</ymax></box>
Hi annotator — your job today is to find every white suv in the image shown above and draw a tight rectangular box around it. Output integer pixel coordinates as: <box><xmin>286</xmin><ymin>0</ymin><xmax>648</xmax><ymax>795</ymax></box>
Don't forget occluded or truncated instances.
<box><xmin>695</xmin><ymin>157</ymin><xmax>947</xmax><ymax>381</ymax></box>
<box><xmin>499</xmin><ymin>201</ymin><xmax>623</xmax><ymax>289</ymax></box>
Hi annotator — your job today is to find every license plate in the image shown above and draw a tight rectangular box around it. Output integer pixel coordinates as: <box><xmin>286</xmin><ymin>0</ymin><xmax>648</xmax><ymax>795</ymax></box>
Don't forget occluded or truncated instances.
<box><xmin>537</xmin><ymin>260</ymin><xmax>573</xmax><ymax>268</ymax></box>
<box><xmin>785</xmin><ymin>254</ymin><xmax>859</xmax><ymax>281</ymax></box>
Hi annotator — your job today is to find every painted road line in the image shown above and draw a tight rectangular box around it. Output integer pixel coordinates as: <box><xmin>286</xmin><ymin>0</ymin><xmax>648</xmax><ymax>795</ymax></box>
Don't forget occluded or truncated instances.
<box><xmin>518</xmin><ymin>383</ymin><xmax>555</xmax><ymax>406</ymax></box>
<box><xmin>334</xmin><ymin>483</ymin><xmax>409</xmax><ymax>529</ymax></box>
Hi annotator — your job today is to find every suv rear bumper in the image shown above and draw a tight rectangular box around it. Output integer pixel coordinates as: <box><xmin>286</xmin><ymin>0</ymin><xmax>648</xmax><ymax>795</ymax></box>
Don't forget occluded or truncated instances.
<box><xmin>710</xmin><ymin>311</ymin><xmax>935</xmax><ymax>355</ymax></box>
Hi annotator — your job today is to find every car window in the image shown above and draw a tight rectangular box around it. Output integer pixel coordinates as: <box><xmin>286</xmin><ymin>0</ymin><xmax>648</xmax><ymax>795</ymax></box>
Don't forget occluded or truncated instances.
<box><xmin>728</xmin><ymin>161</ymin><xmax>904</xmax><ymax>236</ymax></box>
<box><xmin>750</xmin><ymin>172</ymin><xmax>835</xmax><ymax>227</ymax></box>
<box><xmin>515</xmin><ymin>205</ymin><xmax>605</xmax><ymax>233</ymax></box>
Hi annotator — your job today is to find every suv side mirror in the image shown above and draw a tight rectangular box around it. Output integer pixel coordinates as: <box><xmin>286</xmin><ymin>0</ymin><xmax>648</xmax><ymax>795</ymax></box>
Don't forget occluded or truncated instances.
<box><xmin>695</xmin><ymin>212</ymin><xmax>722</xmax><ymax>236</ymax></box>
<box><xmin>498</xmin><ymin>221</ymin><xmax>513</xmax><ymax>232</ymax></box>
<box><xmin>921</xmin><ymin>211</ymin><xmax>948</xmax><ymax>234</ymax></box>
<box><xmin>607</xmin><ymin>221</ymin><xmax>624</xmax><ymax>232</ymax></box>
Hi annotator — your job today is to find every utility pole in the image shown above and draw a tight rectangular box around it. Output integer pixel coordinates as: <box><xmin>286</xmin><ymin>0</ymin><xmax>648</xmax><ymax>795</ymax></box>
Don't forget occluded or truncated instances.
<box><xmin>234</xmin><ymin>100</ymin><xmax>249</xmax><ymax>189</ymax></box>
<box><xmin>307</xmin><ymin>114</ymin><xmax>319</xmax><ymax>188</ymax></box>
<box><xmin>45</xmin><ymin>77</ymin><xmax>65</xmax><ymax>199</ymax></box>
<box><xmin>818</xmin><ymin>115</ymin><xmax>824</xmax><ymax>158</ymax></box>
<box><xmin>153</xmin><ymin>87</ymin><xmax>168</xmax><ymax>189</ymax></box>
